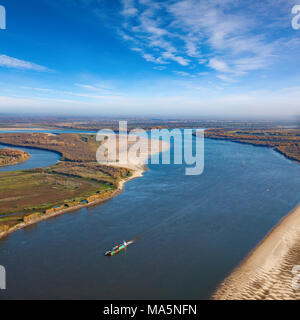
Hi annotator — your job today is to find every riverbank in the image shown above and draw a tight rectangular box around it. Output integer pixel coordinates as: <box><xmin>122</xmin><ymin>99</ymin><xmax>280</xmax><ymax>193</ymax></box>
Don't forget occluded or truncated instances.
<box><xmin>213</xmin><ymin>204</ymin><xmax>300</xmax><ymax>300</ymax></box>
<box><xmin>0</xmin><ymin>134</ymin><xmax>169</xmax><ymax>240</ymax></box>
<box><xmin>199</xmin><ymin>128</ymin><xmax>300</xmax><ymax>164</ymax></box>
<box><xmin>0</xmin><ymin>167</ymin><xmax>142</xmax><ymax>240</ymax></box>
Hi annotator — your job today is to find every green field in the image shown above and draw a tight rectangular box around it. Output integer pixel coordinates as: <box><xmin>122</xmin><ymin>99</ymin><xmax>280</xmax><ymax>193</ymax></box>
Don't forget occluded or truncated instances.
<box><xmin>0</xmin><ymin>133</ymin><xmax>131</xmax><ymax>231</ymax></box>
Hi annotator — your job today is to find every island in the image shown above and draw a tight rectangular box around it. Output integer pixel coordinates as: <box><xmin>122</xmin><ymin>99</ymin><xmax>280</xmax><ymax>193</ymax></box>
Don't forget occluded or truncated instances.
<box><xmin>0</xmin><ymin>148</ymin><xmax>30</xmax><ymax>167</ymax></box>
<box><xmin>0</xmin><ymin>132</ymin><xmax>168</xmax><ymax>239</ymax></box>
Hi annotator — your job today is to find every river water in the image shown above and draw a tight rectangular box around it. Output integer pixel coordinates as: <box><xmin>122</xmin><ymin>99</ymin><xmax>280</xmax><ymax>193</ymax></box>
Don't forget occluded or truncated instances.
<box><xmin>0</xmin><ymin>144</ymin><xmax>60</xmax><ymax>172</ymax></box>
<box><xmin>0</xmin><ymin>130</ymin><xmax>300</xmax><ymax>299</ymax></box>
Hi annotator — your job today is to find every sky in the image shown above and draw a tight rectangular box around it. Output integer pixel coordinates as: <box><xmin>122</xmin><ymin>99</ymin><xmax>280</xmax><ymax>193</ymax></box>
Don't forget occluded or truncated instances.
<box><xmin>0</xmin><ymin>0</ymin><xmax>300</xmax><ymax>118</ymax></box>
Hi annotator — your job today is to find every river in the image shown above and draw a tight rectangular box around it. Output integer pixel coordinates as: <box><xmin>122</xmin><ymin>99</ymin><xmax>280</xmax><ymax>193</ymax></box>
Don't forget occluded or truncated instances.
<box><xmin>0</xmin><ymin>144</ymin><xmax>61</xmax><ymax>172</ymax></box>
<box><xmin>0</xmin><ymin>129</ymin><xmax>300</xmax><ymax>299</ymax></box>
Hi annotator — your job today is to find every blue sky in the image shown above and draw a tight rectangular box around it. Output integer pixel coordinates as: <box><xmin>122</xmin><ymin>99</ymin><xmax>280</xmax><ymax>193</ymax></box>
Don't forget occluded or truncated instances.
<box><xmin>0</xmin><ymin>0</ymin><xmax>300</xmax><ymax>118</ymax></box>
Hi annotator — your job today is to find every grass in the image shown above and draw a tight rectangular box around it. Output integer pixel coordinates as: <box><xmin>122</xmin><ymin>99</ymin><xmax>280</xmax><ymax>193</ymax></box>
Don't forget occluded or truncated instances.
<box><xmin>0</xmin><ymin>133</ymin><xmax>132</xmax><ymax>231</ymax></box>
<box><xmin>0</xmin><ymin>169</ymin><xmax>101</xmax><ymax>215</ymax></box>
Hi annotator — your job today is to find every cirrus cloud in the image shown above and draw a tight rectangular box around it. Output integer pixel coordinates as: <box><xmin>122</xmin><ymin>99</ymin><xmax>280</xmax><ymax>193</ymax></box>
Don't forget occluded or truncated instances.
<box><xmin>119</xmin><ymin>0</ymin><xmax>294</xmax><ymax>81</ymax></box>
<box><xmin>0</xmin><ymin>54</ymin><xmax>53</xmax><ymax>72</ymax></box>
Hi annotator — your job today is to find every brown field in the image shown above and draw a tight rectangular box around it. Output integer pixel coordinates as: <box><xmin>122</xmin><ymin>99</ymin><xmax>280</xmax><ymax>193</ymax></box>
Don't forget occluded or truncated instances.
<box><xmin>0</xmin><ymin>132</ymin><xmax>131</xmax><ymax>234</ymax></box>
<box><xmin>50</xmin><ymin>162</ymin><xmax>130</xmax><ymax>186</ymax></box>
<box><xmin>0</xmin><ymin>169</ymin><xmax>100</xmax><ymax>214</ymax></box>
<box><xmin>0</xmin><ymin>133</ymin><xmax>99</xmax><ymax>162</ymax></box>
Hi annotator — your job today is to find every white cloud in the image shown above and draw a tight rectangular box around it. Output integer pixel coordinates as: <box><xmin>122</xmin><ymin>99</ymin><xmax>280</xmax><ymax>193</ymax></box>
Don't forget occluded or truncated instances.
<box><xmin>142</xmin><ymin>53</ymin><xmax>167</xmax><ymax>64</ymax></box>
<box><xmin>131</xmin><ymin>47</ymin><xmax>143</xmax><ymax>52</ymax></box>
<box><xmin>162</xmin><ymin>52</ymin><xmax>190</xmax><ymax>66</ymax></box>
<box><xmin>75</xmin><ymin>83</ymin><xmax>115</xmax><ymax>93</ymax></box>
<box><xmin>208</xmin><ymin>58</ymin><xmax>231</xmax><ymax>73</ymax></box>
<box><xmin>217</xmin><ymin>74</ymin><xmax>236</xmax><ymax>82</ymax></box>
<box><xmin>121</xmin><ymin>0</ymin><xmax>138</xmax><ymax>17</ymax></box>
<box><xmin>0</xmin><ymin>54</ymin><xmax>52</xmax><ymax>72</ymax></box>
<box><xmin>119</xmin><ymin>0</ymin><xmax>285</xmax><ymax>79</ymax></box>
<box><xmin>233</xmin><ymin>56</ymin><xmax>270</xmax><ymax>74</ymax></box>
<box><xmin>19</xmin><ymin>83</ymin><xmax>121</xmax><ymax>100</ymax></box>
<box><xmin>173</xmin><ymin>70</ymin><xmax>194</xmax><ymax>77</ymax></box>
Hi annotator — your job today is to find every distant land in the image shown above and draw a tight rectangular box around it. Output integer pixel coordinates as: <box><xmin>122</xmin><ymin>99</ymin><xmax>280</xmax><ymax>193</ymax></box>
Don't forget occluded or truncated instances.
<box><xmin>201</xmin><ymin>128</ymin><xmax>300</xmax><ymax>163</ymax></box>
<box><xmin>0</xmin><ymin>115</ymin><xmax>299</xmax><ymax>131</ymax></box>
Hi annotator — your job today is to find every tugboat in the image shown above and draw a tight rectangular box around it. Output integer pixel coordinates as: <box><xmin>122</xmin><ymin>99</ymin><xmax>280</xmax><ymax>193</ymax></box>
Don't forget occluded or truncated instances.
<box><xmin>105</xmin><ymin>240</ymin><xmax>133</xmax><ymax>256</ymax></box>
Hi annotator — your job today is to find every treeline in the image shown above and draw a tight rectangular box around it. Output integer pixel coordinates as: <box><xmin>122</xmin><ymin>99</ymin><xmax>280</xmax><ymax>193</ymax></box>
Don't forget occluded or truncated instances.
<box><xmin>203</xmin><ymin>129</ymin><xmax>300</xmax><ymax>162</ymax></box>
<box><xmin>0</xmin><ymin>133</ymin><xmax>98</xmax><ymax>162</ymax></box>
<box><xmin>0</xmin><ymin>148</ymin><xmax>30</xmax><ymax>167</ymax></box>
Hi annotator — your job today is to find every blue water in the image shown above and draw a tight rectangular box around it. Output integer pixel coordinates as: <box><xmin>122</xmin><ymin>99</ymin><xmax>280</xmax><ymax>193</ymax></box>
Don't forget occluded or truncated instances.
<box><xmin>0</xmin><ymin>144</ymin><xmax>61</xmax><ymax>172</ymax></box>
<box><xmin>0</xmin><ymin>131</ymin><xmax>299</xmax><ymax>299</ymax></box>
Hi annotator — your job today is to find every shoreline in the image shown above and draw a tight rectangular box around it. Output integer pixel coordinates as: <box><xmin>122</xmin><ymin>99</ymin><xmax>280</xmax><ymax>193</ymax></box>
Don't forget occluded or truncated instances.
<box><xmin>0</xmin><ymin>137</ymin><xmax>169</xmax><ymax>241</ymax></box>
<box><xmin>0</xmin><ymin>147</ymin><xmax>31</xmax><ymax>168</ymax></box>
<box><xmin>0</xmin><ymin>141</ymin><xmax>63</xmax><ymax>158</ymax></box>
<box><xmin>0</xmin><ymin>154</ymin><xmax>31</xmax><ymax>168</ymax></box>
<box><xmin>213</xmin><ymin>203</ymin><xmax>300</xmax><ymax>300</ymax></box>
<box><xmin>204</xmin><ymin>136</ymin><xmax>300</xmax><ymax>164</ymax></box>
<box><xmin>0</xmin><ymin>166</ymin><xmax>144</xmax><ymax>240</ymax></box>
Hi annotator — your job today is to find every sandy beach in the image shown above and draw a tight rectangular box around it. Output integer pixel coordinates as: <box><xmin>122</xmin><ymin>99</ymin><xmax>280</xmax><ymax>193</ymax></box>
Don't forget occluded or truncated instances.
<box><xmin>213</xmin><ymin>204</ymin><xmax>300</xmax><ymax>300</ymax></box>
